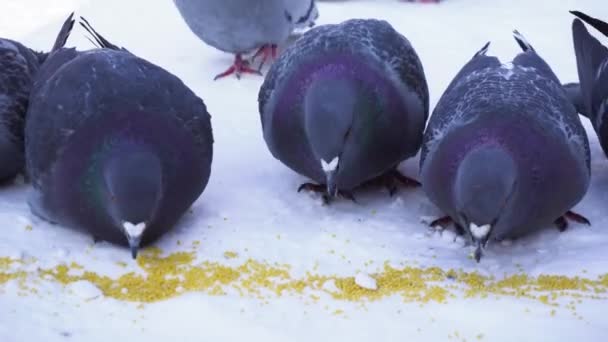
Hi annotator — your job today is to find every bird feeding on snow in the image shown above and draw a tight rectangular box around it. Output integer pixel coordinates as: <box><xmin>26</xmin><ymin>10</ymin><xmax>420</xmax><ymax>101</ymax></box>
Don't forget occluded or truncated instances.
<box><xmin>259</xmin><ymin>18</ymin><xmax>429</xmax><ymax>203</ymax></box>
<box><xmin>565</xmin><ymin>11</ymin><xmax>608</xmax><ymax>160</ymax></box>
<box><xmin>24</xmin><ymin>16</ymin><xmax>214</xmax><ymax>259</ymax></box>
<box><xmin>0</xmin><ymin>13</ymin><xmax>74</xmax><ymax>183</ymax></box>
<box><xmin>172</xmin><ymin>0</ymin><xmax>319</xmax><ymax>80</ymax></box>
<box><xmin>419</xmin><ymin>31</ymin><xmax>591</xmax><ymax>262</ymax></box>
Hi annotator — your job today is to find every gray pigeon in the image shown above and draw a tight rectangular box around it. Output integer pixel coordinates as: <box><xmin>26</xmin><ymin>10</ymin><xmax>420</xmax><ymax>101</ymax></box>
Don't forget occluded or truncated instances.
<box><xmin>419</xmin><ymin>32</ymin><xmax>591</xmax><ymax>262</ymax></box>
<box><xmin>172</xmin><ymin>0</ymin><xmax>319</xmax><ymax>80</ymax></box>
<box><xmin>0</xmin><ymin>13</ymin><xmax>74</xmax><ymax>182</ymax></box>
<box><xmin>259</xmin><ymin>18</ymin><xmax>429</xmax><ymax>203</ymax></box>
<box><xmin>564</xmin><ymin>12</ymin><xmax>608</xmax><ymax>158</ymax></box>
<box><xmin>25</xmin><ymin>17</ymin><xmax>214</xmax><ymax>259</ymax></box>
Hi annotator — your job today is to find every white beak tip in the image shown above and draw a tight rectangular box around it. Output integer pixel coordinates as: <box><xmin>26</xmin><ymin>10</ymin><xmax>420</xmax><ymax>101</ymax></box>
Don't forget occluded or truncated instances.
<box><xmin>123</xmin><ymin>221</ymin><xmax>146</xmax><ymax>239</ymax></box>
<box><xmin>469</xmin><ymin>223</ymin><xmax>491</xmax><ymax>240</ymax></box>
<box><xmin>321</xmin><ymin>157</ymin><xmax>339</xmax><ymax>172</ymax></box>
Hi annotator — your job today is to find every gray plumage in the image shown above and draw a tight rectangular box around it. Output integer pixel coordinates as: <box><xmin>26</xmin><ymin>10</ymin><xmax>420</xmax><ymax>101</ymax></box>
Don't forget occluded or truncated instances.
<box><xmin>420</xmin><ymin>32</ymin><xmax>590</xmax><ymax>261</ymax></box>
<box><xmin>259</xmin><ymin>18</ymin><xmax>429</xmax><ymax>199</ymax></box>
<box><xmin>25</xmin><ymin>17</ymin><xmax>213</xmax><ymax>258</ymax></box>
<box><xmin>173</xmin><ymin>0</ymin><xmax>318</xmax><ymax>54</ymax></box>
<box><xmin>172</xmin><ymin>0</ymin><xmax>319</xmax><ymax>79</ymax></box>
<box><xmin>568</xmin><ymin>12</ymin><xmax>608</xmax><ymax>158</ymax></box>
<box><xmin>0</xmin><ymin>13</ymin><xmax>74</xmax><ymax>182</ymax></box>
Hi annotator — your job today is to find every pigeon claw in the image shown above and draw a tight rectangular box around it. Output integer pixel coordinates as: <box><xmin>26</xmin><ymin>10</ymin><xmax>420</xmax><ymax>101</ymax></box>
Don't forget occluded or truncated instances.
<box><xmin>428</xmin><ymin>216</ymin><xmax>466</xmax><ymax>235</ymax></box>
<box><xmin>297</xmin><ymin>182</ymin><xmax>357</xmax><ymax>204</ymax></box>
<box><xmin>251</xmin><ymin>44</ymin><xmax>278</xmax><ymax>71</ymax></box>
<box><xmin>429</xmin><ymin>216</ymin><xmax>453</xmax><ymax>229</ymax></box>
<box><xmin>297</xmin><ymin>182</ymin><xmax>325</xmax><ymax>193</ymax></box>
<box><xmin>214</xmin><ymin>54</ymin><xmax>262</xmax><ymax>81</ymax></box>
<box><xmin>387</xmin><ymin>169</ymin><xmax>422</xmax><ymax>196</ymax></box>
<box><xmin>554</xmin><ymin>210</ymin><xmax>591</xmax><ymax>232</ymax></box>
<box><xmin>565</xmin><ymin>211</ymin><xmax>591</xmax><ymax>225</ymax></box>
<box><xmin>361</xmin><ymin>169</ymin><xmax>421</xmax><ymax>196</ymax></box>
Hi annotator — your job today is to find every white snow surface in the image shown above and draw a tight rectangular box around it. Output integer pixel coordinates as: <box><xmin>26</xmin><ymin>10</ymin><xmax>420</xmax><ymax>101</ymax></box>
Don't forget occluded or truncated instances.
<box><xmin>354</xmin><ymin>272</ymin><xmax>378</xmax><ymax>290</ymax></box>
<box><xmin>2</xmin><ymin>0</ymin><xmax>608</xmax><ymax>341</ymax></box>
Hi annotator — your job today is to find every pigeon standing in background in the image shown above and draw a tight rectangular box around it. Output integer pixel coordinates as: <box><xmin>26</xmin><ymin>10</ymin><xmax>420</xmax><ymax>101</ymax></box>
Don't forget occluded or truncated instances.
<box><xmin>259</xmin><ymin>19</ymin><xmax>429</xmax><ymax>203</ymax></box>
<box><xmin>419</xmin><ymin>31</ymin><xmax>590</xmax><ymax>262</ymax></box>
<box><xmin>172</xmin><ymin>0</ymin><xmax>319</xmax><ymax>80</ymax></box>
<box><xmin>25</xmin><ymin>17</ymin><xmax>214</xmax><ymax>259</ymax></box>
<box><xmin>565</xmin><ymin>11</ymin><xmax>608</xmax><ymax>158</ymax></box>
<box><xmin>0</xmin><ymin>14</ymin><xmax>74</xmax><ymax>183</ymax></box>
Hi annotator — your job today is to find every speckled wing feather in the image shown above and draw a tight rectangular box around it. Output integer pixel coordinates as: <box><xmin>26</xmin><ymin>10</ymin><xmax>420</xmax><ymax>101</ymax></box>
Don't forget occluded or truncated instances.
<box><xmin>259</xmin><ymin>18</ymin><xmax>429</xmax><ymax>126</ymax></box>
<box><xmin>0</xmin><ymin>40</ymin><xmax>34</xmax><ymax>146</ymax></box>
<box><xmin>420</xmin><ymin>42</ymin><xmax>499</xmax><ymax>165</ymax></box>
<box><xmin>26</xmin><ymin>49</ymin><xmax>212</xmax><ymax>184</ymax></box>
<box><xmin>421</xmin><ymin>36</ymin><xmax>590</xmax><ymax>171</ymax></box>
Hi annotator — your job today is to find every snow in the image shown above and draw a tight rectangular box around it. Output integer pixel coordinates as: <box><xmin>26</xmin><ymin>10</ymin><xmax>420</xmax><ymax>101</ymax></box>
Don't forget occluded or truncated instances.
<box><xmin>1</xmin><ymin>0</ymin><xmax>608</xmax><ymax>341</ymax></box>
<box><xmin>354</xmin><ymin>272</ymin><xmax>378</xmax><ymax>290</ymax></box>
<box><xmin>67</xmin><ymin>280</ymin><xmax>103</xmax><ymax>300</ymax></box>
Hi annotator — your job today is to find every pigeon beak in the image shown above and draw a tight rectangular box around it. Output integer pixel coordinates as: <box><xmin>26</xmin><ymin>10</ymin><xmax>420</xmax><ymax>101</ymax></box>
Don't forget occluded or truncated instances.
<box><xmin>129</xmin><ymin>241</ymin><xmax>140</xmax><ymax>259</ymax></box>
<box><xmin>122</xmin><ymin>221</ymin><xmax>146</xmax><ymax>259</ymax></box>
<box><xmin>463</xmin><ymin>218</ymin><xmax>493</xmax><ymax>263</ymax></box>
<box><xmin>474</xmin><ymin>241</ymin><xmax>483</xmax><ymax>263</ymax></box>
<box><xmin>320</xmin><ymin>157</ymin><xmax>339</xmax><ymax>197</ymax></box>
<box><xmin>325</xmin><ymin>171</ymin><xmax>338</xmax><ymax>197</ymax></box>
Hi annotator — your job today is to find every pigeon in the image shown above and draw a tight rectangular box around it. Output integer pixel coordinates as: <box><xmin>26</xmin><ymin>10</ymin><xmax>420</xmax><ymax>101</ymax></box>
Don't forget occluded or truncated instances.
<box><xmin>259</xmin><ymin>18</ymin><xmax>429</xmax><ymax>203</ymax></box>
<box><xmin>0</xmin><ymin>13</ymin><xmax>74</xmax><ymax>183</ymax></box>
<box><xmin>564</xmin><ymin>11</ymin><xmax>608</xmax><ymax>158</ymax></box>
<box><xmin>25</xmin><ymin>17</ymin><xmax>214</xmax><ymax>259</ymax></box>
<box><xmin>172</xmin><ymin>0</ymin><xmax>319</xmax><ymax>80</ymax></box>
<box><xmin>419</xmin><ymin>31</ymin><xmax>591</xmax><ymax>262</ymax></box>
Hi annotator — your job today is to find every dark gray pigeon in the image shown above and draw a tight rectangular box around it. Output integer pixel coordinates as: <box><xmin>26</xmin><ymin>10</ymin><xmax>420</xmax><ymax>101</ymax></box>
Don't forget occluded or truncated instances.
<box><xmin>259</xmin><ymin>18</ymin><xmax>429</xmax><ymax>203</ymax></box>
<box><xmin>565</xmin><ymin>12</ymin><xmax>608</xmax><ymax>158</ymax></box>
<box><xmin>419</xmin><ymin>32</ymin><xmax>591</xmax><ymax>262</ymax></box>
<box><xmin>25</xmin><ymin>17</ymin><xmax>214</xmax><ymax>259</ymax></box>
<box><xmin>0</xmin><ymin>13</ymin><xmax>74</xmax><ymax>183</ymax></box>
<box><xmin>172</xmin><ymin>0</ymin><xmax>319</xmax><ymax>80</ymax></box>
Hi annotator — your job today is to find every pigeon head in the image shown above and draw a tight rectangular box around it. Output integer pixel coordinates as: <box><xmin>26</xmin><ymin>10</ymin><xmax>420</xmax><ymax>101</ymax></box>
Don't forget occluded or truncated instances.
<box><xmin>453</xmin><ymin>145</ymin><xmax>517</xmax><ymax>262</ymax></box>
<box><xmin>304</xmin><ymin>76</ymin><xmax>371</xmax><ymax>197</ymax></box>
<box><xmin>100</xmin><ymin>140</ymin><xmax>163</xmax><ymax>258</ymax></box>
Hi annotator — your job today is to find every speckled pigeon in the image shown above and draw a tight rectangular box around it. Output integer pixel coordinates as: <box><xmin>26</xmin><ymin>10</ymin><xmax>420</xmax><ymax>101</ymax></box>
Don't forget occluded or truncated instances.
<box><xmin>259</xmin><ymin>18</ymin><xmax>429</xmax><ymax>203</ymax></box>
<box><xmin>419</xmin><ymin>31</ymin><xmax>591</xmax><ymax>262</ymax></box>
<box><xmin>25</xmin><ymin>17</ymin><xmax>214</xmax><ymax>259</ymax></box>
<box><xmin>564</xmin><ymin>12</ymin><xmax>608</xmax><ymax>158</ymax></box>
<box><xmin>0</xmin><ymin>13</ymin><xmax>74</xmax><ymax>183</ymax></box>
<box><xmin>172</xmin><ymin>0</ymin><xmax>319</xmax><ymax>80</ymax></box>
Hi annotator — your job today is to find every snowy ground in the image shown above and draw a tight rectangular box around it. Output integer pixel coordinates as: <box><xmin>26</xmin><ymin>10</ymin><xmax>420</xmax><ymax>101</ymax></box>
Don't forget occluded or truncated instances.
<box><xmin>2</xmin><ymin>0</ymin><xmax>608</xmax><ymax>341</ymax></box>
